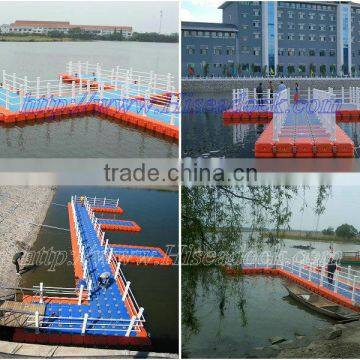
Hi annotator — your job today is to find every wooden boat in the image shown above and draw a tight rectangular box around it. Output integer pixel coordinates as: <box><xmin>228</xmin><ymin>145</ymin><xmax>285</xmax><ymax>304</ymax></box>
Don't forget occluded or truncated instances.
<box><xmin>283</xmin><ymin>282</ymin><xmax>360</xmax><ymax>321</ymax></box>
<box><xmin>339</xmin><ymin>251</ymin><xmax>360</xmax><ymax>266</ymax></box>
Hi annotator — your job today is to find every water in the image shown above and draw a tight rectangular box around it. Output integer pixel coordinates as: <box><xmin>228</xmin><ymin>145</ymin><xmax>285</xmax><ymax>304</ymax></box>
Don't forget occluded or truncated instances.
<box><xmin>182</xmin><ymin>238</ymin><xmax>360</xmax><ymax>358</ymax></box>
<box><xmin>20</xmin><ymin>186</ymin><xmax>179</xmax><ymax>354</ymax></box>
<box><xmin>182</xmin><ymin>91</ymin><xmax>360</xmax><ymax>158</ymax></box>
<box><xmin>0</xmin><ymin>41</ymin><xmax>178</xmax><ymax>157</ymax></box>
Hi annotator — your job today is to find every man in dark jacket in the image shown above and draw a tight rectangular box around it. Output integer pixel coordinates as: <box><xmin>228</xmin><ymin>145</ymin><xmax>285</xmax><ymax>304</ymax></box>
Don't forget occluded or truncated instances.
<box><xmin>256</xmin><ymin>82</ymin><xmax>263</xmax><ymax>106</ymax></box>
<box><xmin>12</xmin><ymin>252</ymin><xmax>24</xmax><ymax>275</ymax></box>
<box><xmin>327</xmin><ymin>258</ymin><xmax>337</xmax><ymax>284</ymax></box>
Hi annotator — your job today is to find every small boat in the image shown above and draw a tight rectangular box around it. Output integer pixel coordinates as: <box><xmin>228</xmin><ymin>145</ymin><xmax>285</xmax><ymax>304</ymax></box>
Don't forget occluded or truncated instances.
<box><xmin>339</xmin><ymin>251</ymin><xmax>360</xmax><ymax>266</ymax></box>
<box><xmin>292</xmin><ymin>244</ymin><xmax>315</xmax><ymax>250</ymax></box>
<box><xmin>283</xmin><ymin>282</ymin><xmax>360</xmax><ymax>321</ymax></box>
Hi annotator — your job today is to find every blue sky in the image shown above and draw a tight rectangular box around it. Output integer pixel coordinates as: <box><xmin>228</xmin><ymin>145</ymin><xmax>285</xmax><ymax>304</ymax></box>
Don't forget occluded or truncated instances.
<box><xmin>181</xmin><ymin>0</ymin><xmax>223</xmax><ymax>22</ymax></box>
<box><xmin>181</xmin><ymin>0</ymin><xmax>360</xmax><ymax>23</ymax></box>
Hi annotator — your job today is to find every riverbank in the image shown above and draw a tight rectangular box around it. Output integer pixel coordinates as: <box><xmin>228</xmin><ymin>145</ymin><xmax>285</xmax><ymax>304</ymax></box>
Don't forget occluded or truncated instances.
<box><xmin>274</xmin><ymin>321</ymin><xmax>360</xmax><ymax>358</ymax></box>
<box><xmin>0</xmin><ymin>186</ymin><xmax>55</xmax><ymax>293</ymax></box>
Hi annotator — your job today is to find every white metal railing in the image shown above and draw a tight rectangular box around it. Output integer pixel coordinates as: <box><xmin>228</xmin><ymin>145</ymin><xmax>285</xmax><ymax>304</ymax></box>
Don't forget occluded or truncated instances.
<box><xmin>70</xmin><ymin>196</ymin><xmax>93</xmax><ymax>299</ymax></box>
<box><xmin>313</xmin><ymin>88</ymin><xmax>337</xmax><ymax>141</ymax></box>
<box><xmin>242</xmin><ymin>259</ymin><xmax>360</xmax><ymax>305</ymax></box>
<box><xmin>273</xmin><ymin>88</ymin><xmax>289</xmax><ymax>142</ymax></box>
<box><xmin>0</xmin><ymin>284</ymin><xmax>87</xmax><ymax>305</ymax></box>
<box><xmin>77</xmin><ymin>195</ymin><xmax>120</xmax><ymax>208</ymax></box>
<box><xmin>66</xmin><ymin>60</ymin><xmax>175</xmax><ymax>93</ymax></box>
<box><xmin>0</xmin><ymin>306</ymin><xmax>144</xmax><ymax>336</ymax></box>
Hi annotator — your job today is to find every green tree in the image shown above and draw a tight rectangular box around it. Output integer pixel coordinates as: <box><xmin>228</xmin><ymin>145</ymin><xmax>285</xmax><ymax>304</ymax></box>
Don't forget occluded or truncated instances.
<box><xmin>335</xmin><ymin>224</ymin><xmax>358</xmax><ymax>239</ymax></box>
<box><xmin>322</xmin><ymin>227</ymin><xmax>335</xmax><ymax>236</ymax></box>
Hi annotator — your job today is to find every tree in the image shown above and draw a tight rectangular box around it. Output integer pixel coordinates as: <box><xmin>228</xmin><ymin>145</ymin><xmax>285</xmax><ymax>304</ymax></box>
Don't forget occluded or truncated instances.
<box><xmin>320</xmin><ymin>64</ymin><xmax>326</xmax><ymax>77</ymax></box>
<box><xmin>203</xmin><ymin>63</ymin><xmax>209</xmax><ymax>77</ymax></box>
<box><xmin>335</xmin><ymin>224</ymin><xmax>358</xmax><ymax>239</ymax></box>
<box><xmin>322</xmin><ymin>227</ymin><xmax>335</xmax><ymax>236</ymax></box>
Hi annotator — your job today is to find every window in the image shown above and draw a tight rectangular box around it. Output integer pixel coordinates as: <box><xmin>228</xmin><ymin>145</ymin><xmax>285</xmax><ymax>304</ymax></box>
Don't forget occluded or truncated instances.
<box><xmin>309</xmin><ymin>13</ymin><xmax>315</xmax><ymax>19</ymax></box>
<box><xmin>299</xmin><ymin>34</ymin><xmax>305</xmax><ymax>41</ymax></box>
<box><xmin>319</xmin><ymin>50</ymin><xmax>326</xmax><ymax>56</ymax></box>
<box><xmin>278</xmin><ymin>33</ymin><xmax>283</xmax><ymax>40</ymax></box>
<box><xmin>299</xmin><ymin>12</ymin><xmax>305</xmax><ymax>19</ymax></box>
<box><xmin>288</xmin><ymin>11</ymin><xmax>293</xmax><ymax>18</ymax></box>
<box><xmin>330</xmin><ymin>49</ymin><xmax>336</xmax><ymax>56</ymax></box>
<box><xmin>241</xmin><ymin>45</ymin><xmax>249</xmax><ymax>53</ymax></box>
<box><xmin>198</xmin><ymin>31</ymin><xmax>203</xmax><ymax>36</ymax></box>
<box><xmin>320</xmin><ymin>35</ymin><xmax>326</xmax><ymax>42</ymax></box>
<box><xmin>309</xmin><ymin>35</ymin><xmax>316</xmax><ymax>41</ymax></box>
<box><xmin>320</xmin><ymin>25</ymin><xmax>326</xmax><ymax>31</ymax></box>
<box><xmin>241</xmin><ymin>13</ymin><xmax>247</xmax><ymax>18</ymax></box>
<box><xmin>299</xmin><ymin>23</ymin><xmax>305</xmax><ymax>30</ymax></box>
<box><xmin>288</xmin><ymin>34</ymin><xmax>294</xmax><ymax>40</ymax></box>
<box><xmin>288</xmin><ymin>48</ymin><xmax>295</xmax><ymax>56</ymax></box>
<box><xmin>183</xmin><ymin>30</ymin><xmax>190</xmax><ymax>37</ymax></box>
<box><xmin>309</xmin><ymin>24</ymin><xmax>316</xmax><ymax>30</ymax></box>
<box><xmin>254</xmin><ymin>48</ymin><xmax>260</xmax><ymax>56</ymax></box>
<box><xmin>226</xmin><ymin>46</ymin><xmax>235</xmax><ymax>55</ymax></box>
<box><xmin>186</xmin><ymin>45</ymin><xmax>195</xmax><ymax>55</ymax></box>
<box><xmin>253</xmin><ymin>21</ymin><xmax>260</xmax><ymax>28</ymax></box>
<box><xmin>330</xmin><ymin>15</ymin><xmax>335</xmax><ymax>21</ymax></box>
<box><xmin>204</xmin><ymin>31</ymin><xmax>210</xmax><ymax>37</ymax></box>
<box><xmin>254</xmin><ymin>32</ymin><xmax>260</xmax><ymax>39</ymax></box>
<box><xmin>330</xmin><ymin>35</ymin><xmax>335</xmax><ymax>42</ymax></box>
<box><xmin>288</xmin><ymin>23</ymin><xmax>295</xmax><ymax>30</ymax></box>
<box><xmin>298</xmin><ymin>49</ymin><xmax>306</xmax><ymax>56</ymax></box>
<box><xmin>254</xmin><ymin>9</ymin><xmax>260</xmax><ymax>16</ymax></box>
<box><xmin>214</xmin><ymin>46</ymin><xmax>222</xmax><ymax>55</ymax></box>
<box><xmin>329</xmin><ymin>25</ymin><xmax>335</xmax><ymax>31</ymax></box>
<box><xmin>241</xmin><ymin>24</ymin><xmax>248</xmax><ymax>30</ymax></box>
<box><xmin>320</xmin><ymin>14</ymin><xmax>325</xmax><ymax>20</ymax></box>
<box><xmin>200</xmin><ymin>46</ymin><xmax>208</xmax><ymax>55</ymax></box>
<box><xmin>309</xmin><ymin>49</ymin><xmax>316</xmax><ymax>56</ymax></box>
<box><xmin>278</xmin><ymin>22</ymin><xmax>282</xmax><ymax>30</ymax></box>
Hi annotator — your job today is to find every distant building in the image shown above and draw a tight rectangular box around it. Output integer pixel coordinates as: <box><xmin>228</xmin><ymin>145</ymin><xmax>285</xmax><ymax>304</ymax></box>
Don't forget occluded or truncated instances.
<box><xmin>182</xmin><ymin>22</ymin><xmax>238</xmax><ymax>77</ymax></box>
<box><xmin>6</xmin><ymin>20</ymin><xmax>132</xmax><ymax>38</ymax></box>
<box><xmin>182</xmin><ymin>1</ymin><xmax>360</xmax><ymax>77</ymax></box>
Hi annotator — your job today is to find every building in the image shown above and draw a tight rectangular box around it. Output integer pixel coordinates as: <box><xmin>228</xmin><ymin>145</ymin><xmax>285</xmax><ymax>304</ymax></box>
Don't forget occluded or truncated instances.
<box><xmin>5</xmin><ymin>20</ymin><xmax>132</xmax><ymax>38</ymax></box>
<box><xmin>182</xmin><ymin>22</ymin><xmax>238</xmax><ymax>77</ymax></box>
<box><xmin>182</xmin><ymin>1</ymin><xmax>360</xmax><ymax>77</ymax></box>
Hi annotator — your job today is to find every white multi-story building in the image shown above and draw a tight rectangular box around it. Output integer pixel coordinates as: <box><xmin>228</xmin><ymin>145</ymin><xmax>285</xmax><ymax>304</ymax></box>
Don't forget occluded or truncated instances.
<box><xmin>6</xmin><ymin>20</ymin><xmax>133</xmax><ymax>38</ymax></box>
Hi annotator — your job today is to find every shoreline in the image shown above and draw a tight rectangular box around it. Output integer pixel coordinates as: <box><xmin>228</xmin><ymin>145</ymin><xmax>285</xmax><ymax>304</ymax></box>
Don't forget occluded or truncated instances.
<box><xmin>0</xmin><ymin>186</ymin><xmax>56</xmax><ymax>293</ymax></box>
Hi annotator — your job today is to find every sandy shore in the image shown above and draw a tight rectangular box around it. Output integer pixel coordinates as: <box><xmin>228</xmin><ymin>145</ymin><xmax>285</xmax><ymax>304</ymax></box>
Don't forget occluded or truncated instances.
<box><xmin>0</xmin><ymin>186</ymin><xmax>55</xmax><ymax>293</ymax></box>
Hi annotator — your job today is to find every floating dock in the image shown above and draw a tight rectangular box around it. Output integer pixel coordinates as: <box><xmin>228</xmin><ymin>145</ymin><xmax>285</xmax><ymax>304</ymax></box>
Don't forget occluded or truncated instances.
<box><xmin>222</xmin><ymin>88</ymin><xmax>357</xmax><ymax>157</ymax></box>
<box><xmin>2</xmin><ymin>195</ymin><xmax>173</xmax><ymax>347</ymax></box>
<box><xmin>223</xmin><ymin>261</ymin><xmax>360</xmax><ymax>312</ymax></box>
<box><xmin>0</xmin><ymin>61</ymin><xmax>179</xmax><ymax>141</ymax></box>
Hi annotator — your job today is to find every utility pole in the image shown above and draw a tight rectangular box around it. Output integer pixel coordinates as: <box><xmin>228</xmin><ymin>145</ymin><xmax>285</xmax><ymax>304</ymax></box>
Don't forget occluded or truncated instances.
<box><xmin>159</xmin><ymin>10</ymin><xmax>163</xmax><ymax>34</ymax></box>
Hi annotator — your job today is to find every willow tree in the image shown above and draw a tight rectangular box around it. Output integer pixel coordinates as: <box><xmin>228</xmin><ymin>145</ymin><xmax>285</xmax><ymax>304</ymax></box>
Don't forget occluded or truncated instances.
<box><xmin>182</xmin><ymin>185</ymin><xmax>331</xmax><ymax>339</ymax></box>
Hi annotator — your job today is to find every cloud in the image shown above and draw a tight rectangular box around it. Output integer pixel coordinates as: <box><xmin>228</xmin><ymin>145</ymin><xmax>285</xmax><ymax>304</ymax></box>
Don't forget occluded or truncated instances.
<box><xmin>180</xmin><ymin>8</ymin><xmax>195</xmax><ymax>21</ymax></box>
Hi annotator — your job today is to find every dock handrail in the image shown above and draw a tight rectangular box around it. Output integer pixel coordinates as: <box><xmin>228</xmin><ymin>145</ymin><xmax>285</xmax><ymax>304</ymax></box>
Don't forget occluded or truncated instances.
<box><xmin>243</xmin><ymin>259</ymin><xmax>360</xmax><ymax>305</ymax></box>
<box><xmin>273</xmin><ymin>88</ymin><xmax>289</xmax><ymax>142</ymax></box>
<box><xmin>70</xmin><ymin>195</ymin><xmax>146</xmax><ymax>337</ymax></box>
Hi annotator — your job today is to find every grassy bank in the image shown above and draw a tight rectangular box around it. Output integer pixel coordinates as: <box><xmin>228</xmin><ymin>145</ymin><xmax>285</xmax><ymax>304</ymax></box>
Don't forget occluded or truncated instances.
<box><xmin>0</xmin><ymin>35</ymin><xmax>74</xmax><ymax>42</ymax></box>
<box><xmin>268</xmin><ymin>230</ymin><xmax>360</xmax><ymax>244</ymax></box>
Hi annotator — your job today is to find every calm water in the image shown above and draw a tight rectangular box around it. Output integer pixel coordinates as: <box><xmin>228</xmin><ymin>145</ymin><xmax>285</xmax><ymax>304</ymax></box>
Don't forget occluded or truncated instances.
<box><xmin>182</xmin><ymin>91</ymin><xmax>360</xmax><ymax>158</ymax></box>
<box><xmin>0</xmin><ymin>41</ymin><xmax>178</xmax><ymax>157</ymax></box>
<box><xmin>20</xmin><ymin>186</ymin><xmax>179</xmax><ymax>354</ymax></box>
<box><xmin>182</xmin><ymin>238</ymin><xmax>360</xmax><ymax>358</ymax></box>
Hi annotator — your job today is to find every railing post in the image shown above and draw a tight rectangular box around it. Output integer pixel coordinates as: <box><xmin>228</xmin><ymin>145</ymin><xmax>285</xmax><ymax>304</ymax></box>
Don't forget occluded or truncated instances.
<box><xmin>341</xmin><ymin>86</ymin><xmax>345</xmax><ymax>103</ymax></box>
<box><xmin>35</xmin><ymin>310</ymin><xmax>40</xmax><ymax>334</ymax></box>
<box><xmin>47</xmin><ymin>82</ymin><xmax>50</xmax><ymax>99</ymax></box>
<box><xmin>68</xmin><ymin>60</ymin><xmax>73</xmax><ymax>75</ymax></box>
<box><xmin>107</xmin><ymin>248</ymin><xmax>113</xmax><ymax>263</ymax></box>
<box><xmin>12</xmin><ymin>73</ymin><xmax>16</xmax><ymax>91</ymax></box>
<box><xmin>125</xmin><ymin>315</ymin><xmax>136</xmax><ymax>337</ymax></box>
<box><xmin>103</xmin><ymin>197</ymin><xmax>106</xmax><ymax>206</ymax></box>
<box><xmin>87</xmin><ymin>280</ymin><xmax>92</xmax><ymax>299</ymax></box>
<box><xmin>81</xmin><ymin>313</ymin><xmax>88</xmax><ymax>335</ymax></box>
<box><xmin>24</xmin><ymin>75</ymin><xmax>28</xmax><ymax>95</ymax></box>
<box><xmin>71</xmin><ymin>81</ymin><xmax>75</xmax><ymax>99</ymax></box>
<box><xmin>5</xmin><ymin>88</ymin><xmax>9</xmax><ymax>110</ymax></box>
<box><xmin>78</xmin><ymin>284</ymin><xmax>84</xmax><ymax>305</ymax></box>
<box><xmin>352</xmin><ymin>276</ymin><xmax>357</xmax><ymax>303</ymax></box>
<box><xmin>36</xmin><ymin>77</ymin><xmax>40</xmax><ymax>98</ymax></box>
<box><xmin>334</xmin><ymin>274</ymin><xmax>338</xmax><ymax>293</ymax></box>
<box><xmin>101</xmin><ymin>232</ymin><xmax>105</xmax><ymax>245</ymax></box>
<box><xmin>320</xmin><ymin>266</ymin><xmax>324</xmax><ymax>287</ymax></box>
<box><xmin>39</xmin><ymin>282</ymin><xmax>44</xmax><ymax>304</ymax></box>
<box><xmin>308</xmin><ymin>87</ymin><xmax>311</xmax><ymax>101</ymax></box>
<box><xmin>348</xmin><ymin>265</ymin><xmax>352</xmax><ymax>277</ymax></box>
<box><xmin>58</xmin><ymin>76</ymin><xmax>62</xmax><ymax>96</ymax></box>
<box><xmin>115</xmin><ymin>262</ymin><xmax>121</xmax><ymax>278</ymax></box>
<box><xmin>116</xmin><ymin>198</ymin><xmax>119</xmax><ymax>207</ymax></box>
<box><xmin>122</xmin><ymin>281</ymin><xmax>131</xmax><ymax>301</ymax></box>
<box><xmin>104</xmin><ymin>239</ymin><xmax>109</xmax><ymax>254</ymax></box>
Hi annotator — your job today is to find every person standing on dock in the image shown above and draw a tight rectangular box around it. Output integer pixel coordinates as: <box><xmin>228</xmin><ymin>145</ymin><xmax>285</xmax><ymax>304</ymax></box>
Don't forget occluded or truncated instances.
<box><xmin>278</xmin><ymin>81</ymin><xmax>286</xmax><ymax>92</ymax></box>
<box><xmin>256</xmin><ymin>82</ymin><xmax>263</xmax><ymax>106</ymax></box>
<box><xmin>327</xmin><ymin>257</ymin><xmax>337</xmax><ymax>285</ymax></box>
<box><xmin>294</xmin><ymin>82</ymin><xmax>300</xmax><ymax>103</ymax></box>
<box><xmin>12</xmin><ymin>251</ymin><xmax>24</xmax><ymax>275</ymax></box>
